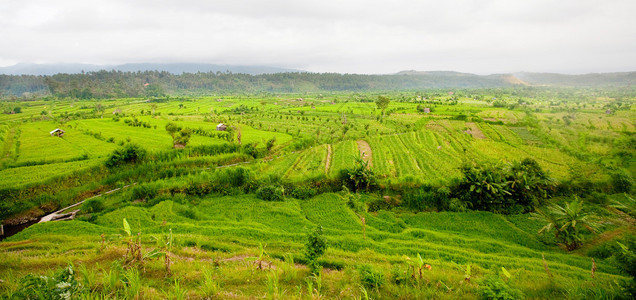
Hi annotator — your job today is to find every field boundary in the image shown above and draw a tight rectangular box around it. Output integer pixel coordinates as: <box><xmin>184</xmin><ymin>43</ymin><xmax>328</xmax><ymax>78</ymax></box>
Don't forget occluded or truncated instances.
<box><xmin>325</xmin><ymin>144</ymin><xmax>332</xmax><ymax>174</ymax></box>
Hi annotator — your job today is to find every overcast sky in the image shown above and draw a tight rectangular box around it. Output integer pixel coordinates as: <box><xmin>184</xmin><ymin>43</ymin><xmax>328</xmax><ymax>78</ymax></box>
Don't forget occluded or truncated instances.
<box><xmin>1</xmin><ymin>0</ymin><xmax>635</xmax><ymax>74</ymax></box>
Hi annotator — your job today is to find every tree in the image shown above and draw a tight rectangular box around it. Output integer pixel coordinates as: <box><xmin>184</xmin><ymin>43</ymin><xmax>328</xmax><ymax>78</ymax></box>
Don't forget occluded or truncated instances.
<box><xmin>165</xmin><ymin>122</ymin><xmax>191</xmax><ymax>148</ymax></box>
<box><xmin>165</xmin><ymin>122</ymin><xmax>180</xmax><ymax>139</ymax></box>
<box><xmin>105</xmin><ymin>144</ymin><xmax>147</xmax><ymax>168</ymax></box>
<box><xmin>173</xmin><ymin>128</ymin><xmax>192</xmax><ymax>148</ymax></box>
<box><xmin>375</xmin><ymin>96</ymin><xmax>390</xmax><ymax>117</ymax></box>
<box><xmin>304</xmin><ymin>225</ymin><xmax>327</xmax><ymax>274</ymax></box>
<box><xmin>531</xmin><ymin>197</ymin><xmax>598</xmax><ymax>251</ymax></box>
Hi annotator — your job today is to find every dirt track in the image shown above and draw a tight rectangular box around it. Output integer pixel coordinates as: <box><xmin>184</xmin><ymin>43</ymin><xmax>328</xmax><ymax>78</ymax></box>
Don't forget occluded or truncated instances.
<box><xmin>325</xmin><ymin>144</ymin><xmax>332</xmax><ymax>173</ymax></box>
<box><xmin>356</xmin><ymin>140</ymin><xmax>373</xmax><ymax>167</ymax></box>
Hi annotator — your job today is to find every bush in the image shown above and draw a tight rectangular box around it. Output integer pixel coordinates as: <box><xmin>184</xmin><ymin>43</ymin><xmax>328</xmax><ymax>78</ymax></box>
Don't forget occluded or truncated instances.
<box><xmin>82</xmin><ymin>198</ymin><xmax>105</xmax><ymax>213</ymax></box>
<box><xmin>291</xmin><ymin>185</ymin><xmax>316</xmax><ymax>199</ymax></box>
<box><xmin>105</xmin><ymin>144</ymin><xmax>147</xmax><ymax>168</ymax></box>
<box><xmin>12</xmin><ymin>264</ymin><xmax>82</xmax><ymax>299</ymax></box>
<box><xmin>130</xmin><ymin>183</ymin><xmax>159</xmax><ymax>201</ymax></box>
<box><xmin>304</xmin><ymin>225</ymin><xmax>327</xmax><ymax>274</ymax></box>
<box><xmin>256</xmin><ymin>185</ymin><xmax>284</xmax><ymax>201</ymax></box>
<box><xmin>479</xmin><ymin>276</ymin><xmax>524</xmax><ymax>300</ymax></box>
<box><xmin>612</xmin><ymin>170</ymin><xmax>633</xmax><ymax>193</ymax></box>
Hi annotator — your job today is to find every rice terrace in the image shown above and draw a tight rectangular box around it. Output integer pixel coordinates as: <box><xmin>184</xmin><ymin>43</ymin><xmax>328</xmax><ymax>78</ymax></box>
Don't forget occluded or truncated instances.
<box><xmin>0</xmin><ymin>69</ymin><xmax>633</xmax><ymax>299</ymax></box>
<box><xmin>3</xmin><ymin>1</ymin><xmax>636</xmax><ymax>298</ymax></box>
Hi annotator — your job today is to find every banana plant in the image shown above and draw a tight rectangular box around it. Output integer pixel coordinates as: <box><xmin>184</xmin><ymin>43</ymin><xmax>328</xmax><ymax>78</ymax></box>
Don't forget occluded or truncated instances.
<box><xmin>245</xmin><ymin>243</ymin><xmax>268</xmax><ymax>270</ymax></box>
<box><xmin>403</xmin><ymin>253</ymin><xmax>431</xmax><ymax>280</ymax></box>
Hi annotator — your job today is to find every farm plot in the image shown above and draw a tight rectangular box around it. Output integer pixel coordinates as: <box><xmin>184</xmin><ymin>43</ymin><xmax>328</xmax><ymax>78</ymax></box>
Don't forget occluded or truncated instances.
<box><xmin>0</xmin><ymin>158</ymin><xmax>102</xmax><ymax>188</ymax></box>
<box><xmin>15</xmin><ymin>122</ymin><xmax>117</xmax><ymax>164</ymax></box>
<box><xmin>283</xmin><ymin>144</ymin><xmax>328</xmax><ymax>180</ymax></box>
<box><xmin>299</xmin><ymin>193</ymin><xmax>362</xmax><ymax>232</ymax></box>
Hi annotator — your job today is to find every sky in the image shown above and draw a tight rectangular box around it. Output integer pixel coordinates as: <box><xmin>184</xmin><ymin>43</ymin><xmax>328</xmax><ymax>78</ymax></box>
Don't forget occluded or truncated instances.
<box><xmin>1</xmin><ymin>0</ymin><xmax>635</xmax><ymax>74</ymax></box>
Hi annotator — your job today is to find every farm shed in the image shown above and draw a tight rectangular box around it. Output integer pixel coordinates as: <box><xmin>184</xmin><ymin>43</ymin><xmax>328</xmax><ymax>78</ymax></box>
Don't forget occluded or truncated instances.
<box><xmin>216</xmin><ymin>123</ymin><xmax>227</xmax><ymax>131</ymax></box>
<box><xmin>50</xmin><ymin>128</ymin><xmax>65</xmax><ymax>137</ymax></box>
<box><xmin>424</xmin><ymin>107</ymin><xmax>431</xmax><ymax>113</ymax></box>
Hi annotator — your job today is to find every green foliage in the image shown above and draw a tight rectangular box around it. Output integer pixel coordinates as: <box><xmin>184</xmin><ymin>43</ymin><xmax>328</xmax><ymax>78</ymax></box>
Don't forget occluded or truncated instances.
<box><xmin>611</xmin><ymin>170</ymin><xmax>633</xmax><ymax>193</ymax></box>
<box><xmin>266</xmin><ymin>137</ymin><xmax>276</xmax><ymax>152</ymax></box>
<box><xmin>455</xmin><ymin>158</ymin><xmax>555</xmax><ymax>214</ymax></box>
<box><xmin>342</xmin><ymin>155</ymin><xmax>375</xmax><ymax>192</ymax></box>
<box><xmin>479</xmin><ymin>276</ymin><xmax>524</xmax><ymax>300</ymax></box>
<box><xmin>614</xmin><ymin>238</ymin><xmax>636</xmax><ymax>278</ymax></box>
<box><xmin>375</xmin><ymin>96</ymin><xmax>391</xmax><ymax>116</ymax></box>
<box><xmin>256</xmin><ymin>185</ymin><xmax>284</xmax><ymax>201</ymax></box>
<box><xmin>290</xmin><ymin>185</ymin><xmax>316</xmax><ymax>199</ymax></box>
<box><xmin>531</xmin><ymin>197</ymin><xmax>598</xmax><ymax>251</ymax></box>
<box><xmin>12</xmin><ymin>264</ymin><xmax>82</xmax><ymax>300</ymax></box>
<box><xmin>304</xmin><ymin>225</ymin><xmax>328</xmax><ymax>274</ymax></box>
<box><xmin>358</xmin><ymin>264</ymin><xmax>385</xmax><ymax>290</ymax></box>
<box><xmin>105</xmin><ymin>143</ymin><xmax>147</xmax><ymax>168</ymax></box>
<box><xmin>81</xmin><ymin>198</ymin><xmax>104</xmax><ymax>213</ymax></box>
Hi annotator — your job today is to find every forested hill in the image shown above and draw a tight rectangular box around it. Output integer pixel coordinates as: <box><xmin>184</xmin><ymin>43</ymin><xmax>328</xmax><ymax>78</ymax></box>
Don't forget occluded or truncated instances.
<box><xmin>1</xmin><ymin>70</ymin><xmax>635</xmax><ymax>98</ymax></box>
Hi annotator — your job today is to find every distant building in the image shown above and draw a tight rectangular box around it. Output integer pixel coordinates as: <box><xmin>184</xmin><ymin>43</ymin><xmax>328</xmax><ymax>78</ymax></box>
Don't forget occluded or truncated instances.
<box><xmin>424</xmin><ymin>107</ymin><xmax>431</xmax><ymax>113</ymax></box>
<box><xmin>216</xmin><ymin>123</ymin><xmax>227</xmax><ymax>131</ymax></box>
<box><xmin>50</xmin><ymin>128</ymin><xmax>65</xmax><ymax>137</ymax></box>
<box><xmin>605</xmin><ymin>109</ymin><xmax>612</xmax><ymax>114</ymax></box>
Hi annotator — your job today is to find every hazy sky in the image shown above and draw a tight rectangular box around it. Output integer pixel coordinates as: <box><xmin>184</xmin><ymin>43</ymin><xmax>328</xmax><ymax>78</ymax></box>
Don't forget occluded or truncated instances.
<box><xmin>1</xmin><ymin>0</ymin><xmax>635</xmax><ymax>74</ymax></box>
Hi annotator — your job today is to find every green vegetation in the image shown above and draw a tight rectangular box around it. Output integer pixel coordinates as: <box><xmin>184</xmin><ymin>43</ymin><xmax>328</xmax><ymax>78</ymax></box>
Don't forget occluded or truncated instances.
<box><xmin>0</xmin><ymin>85</ymin><xmax>634</xmax><ymax>298</ymax></box>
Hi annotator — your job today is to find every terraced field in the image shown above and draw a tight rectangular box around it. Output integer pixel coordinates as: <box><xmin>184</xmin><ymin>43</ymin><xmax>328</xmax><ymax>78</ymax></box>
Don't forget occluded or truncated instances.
<box><xmin>2</xmin><ymin>193</ymin><xmax>627</xmax><ymax>295</ymax></box>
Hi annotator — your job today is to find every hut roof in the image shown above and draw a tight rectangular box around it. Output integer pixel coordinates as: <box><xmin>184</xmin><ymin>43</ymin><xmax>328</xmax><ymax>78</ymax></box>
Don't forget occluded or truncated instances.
<box><xmin>50</xmin><ymin>128</ymin><xmax>64</xmax><ymax>134</ymax></box>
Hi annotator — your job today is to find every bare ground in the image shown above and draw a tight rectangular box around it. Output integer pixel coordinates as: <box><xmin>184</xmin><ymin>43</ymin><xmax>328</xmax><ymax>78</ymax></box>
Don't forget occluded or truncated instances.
<box><xmin>356</xmin><ymin>140</ymin><xmax>373</xmax><ymax>167</ymax></box>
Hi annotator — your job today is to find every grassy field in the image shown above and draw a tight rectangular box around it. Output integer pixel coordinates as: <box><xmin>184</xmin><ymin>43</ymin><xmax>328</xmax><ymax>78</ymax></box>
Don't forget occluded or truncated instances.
<box><xmin>1</xmin><ymin>192</ymin><xmax>631</xmax><ymax>298</ymax></box>
<box><xmin>0</xmin><ymin>90</ymin><xmax>634</xmax><ymax>299</ymax></box>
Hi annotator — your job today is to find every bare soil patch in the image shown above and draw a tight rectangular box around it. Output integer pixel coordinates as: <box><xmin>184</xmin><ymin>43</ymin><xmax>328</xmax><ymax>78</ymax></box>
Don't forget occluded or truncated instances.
<box><xmin>464</xmin><ymin>122</ymin><xmax>487</xmax><ymax>139</ymax></box>
<box><xmin>356</xmin><ymin>140</ymin><xmax>373</xmax><ymax>167</ymax></box>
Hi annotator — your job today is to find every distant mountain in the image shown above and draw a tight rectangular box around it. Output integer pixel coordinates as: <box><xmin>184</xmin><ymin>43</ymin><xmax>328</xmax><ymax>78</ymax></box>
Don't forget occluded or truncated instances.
<box><xmin>514</xmin><ymin>71</ymin><xmax>636</xmax><ymax>87</ymax></box>
<box><xmin>1</xmin><ymin>68</ymin><xmax>634</xmax><ymax>98</ymax></box>
<box><xmin>0</xmin><ymin>63</ymin><xmax>302</xmax><ymax>76</ymax></box>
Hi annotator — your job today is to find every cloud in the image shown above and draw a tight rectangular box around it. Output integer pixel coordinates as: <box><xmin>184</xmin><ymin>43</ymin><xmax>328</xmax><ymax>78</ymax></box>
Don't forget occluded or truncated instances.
<box><xmin>0</xmin><ymin>0</ymin><xmax>634</xmax><ymax>74</ymax></box>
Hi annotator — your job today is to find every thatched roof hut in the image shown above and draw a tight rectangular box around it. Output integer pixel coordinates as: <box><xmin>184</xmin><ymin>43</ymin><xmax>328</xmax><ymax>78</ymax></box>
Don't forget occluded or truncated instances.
<box><xmin>50</xmin><ymin>128</ymin><xmax>65</xmax><ymax>137</ymax></box>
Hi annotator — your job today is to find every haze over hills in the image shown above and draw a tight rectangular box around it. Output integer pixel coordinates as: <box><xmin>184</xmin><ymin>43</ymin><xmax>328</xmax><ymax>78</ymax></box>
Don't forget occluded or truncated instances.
<box><xmin>0</xmin><ymin>63</ymin><xmax>302</xmax><ymax>76</ymax></box>
<box><xmin>1</xmin><ymin>64</ymin><xmax>634</xmax><ymax>98</ymax></box>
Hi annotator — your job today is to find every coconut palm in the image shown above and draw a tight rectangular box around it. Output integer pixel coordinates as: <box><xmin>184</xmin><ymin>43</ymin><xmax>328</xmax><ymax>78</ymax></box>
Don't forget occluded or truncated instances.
<box><xmin>531</xmin><ymin>197</ymin><xmax>598</xmax><ymax>251</ymax></box>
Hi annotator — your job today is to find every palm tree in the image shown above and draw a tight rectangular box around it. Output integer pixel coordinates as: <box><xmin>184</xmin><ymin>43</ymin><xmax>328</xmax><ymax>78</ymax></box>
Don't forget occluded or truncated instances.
<box><xmin>531</xmin><ymin>197</ymin><xmax>598</xmax><ymax>251</ymax></box>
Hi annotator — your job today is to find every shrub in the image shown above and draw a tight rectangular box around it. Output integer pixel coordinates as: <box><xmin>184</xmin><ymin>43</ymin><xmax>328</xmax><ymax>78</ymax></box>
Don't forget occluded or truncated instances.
<box><xmin>612</xmin><ymin>170</ymin><xmax>633</xmax><ymax>193</ymax></box>
<box><xmin>256</xmin><ymin>185</ymin><xmax>284</xmax><ymax>201</ymax></box>
<box><xmin>82</xmin><ymin>198</ymin><xmax>105</xmax><ymax>213</ymax></box>
<box><xmin>105</xmin><ymin>144</ymin><xmax>147</xmax><ymax>168</ymax></box>
<box><xmin>291</xmin><ymin>185</ymin><xmax>316</xmax><ymax>199</ymax></box>
<box><xmin>130</xmin><ymin>183</ymin><xmax>159</xmax><ymax>201</ymax></box>
<box><xmin>12</xmin><ymin>264</ymin><xmax>82</xmax><ymax>299</ymax></box>
<box><xmin>304</xmin><ymin>225</ymin><xmax>327</xmax><ymax>274</ymax></box>
<box><xmin>479</xmin><ymin>276</ymin><xmax>524</xmax><ymax>300</ymax></box>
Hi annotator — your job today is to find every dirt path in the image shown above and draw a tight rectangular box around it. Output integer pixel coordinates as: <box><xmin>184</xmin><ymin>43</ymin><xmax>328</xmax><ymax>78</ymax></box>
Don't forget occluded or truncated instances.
<box><xmin>356</xmin><ymin>140</ymin><xmax>373</xmax><ymax>167</ymax></box>
<box><xmin>325</xmin><ymin>144</ymin><xmax>332</xmax><ymax>174</ymax></box>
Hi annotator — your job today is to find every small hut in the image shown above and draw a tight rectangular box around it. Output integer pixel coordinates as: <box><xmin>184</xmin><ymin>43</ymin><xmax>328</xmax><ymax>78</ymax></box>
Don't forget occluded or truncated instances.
<box><xmin>50</xmin><ymin>128</ymin><xmax>65</xmax><ymax>137</ymax></box>
<box><xmin>605</xmin><ymin>109</ymin><xmax>612</xmax><ymax>115</ymax></box>
<box><xmin>424</xmin><ymin>107</ymin><xmax>431</xmax><ymax>113</ymax></box>
<box><xmin>216</xmin><ymin>123</ymin><xmax>227</xmax><ymax>131</ymax></box>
